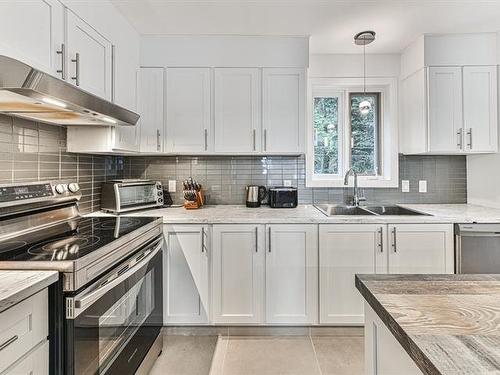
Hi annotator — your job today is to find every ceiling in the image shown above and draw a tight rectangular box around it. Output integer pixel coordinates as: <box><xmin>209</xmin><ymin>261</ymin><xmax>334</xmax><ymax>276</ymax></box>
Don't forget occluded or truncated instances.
<box><xmin>110</xmin><ymin>0</ymin><xmax>500</xmax><ymax>54</ymax></box>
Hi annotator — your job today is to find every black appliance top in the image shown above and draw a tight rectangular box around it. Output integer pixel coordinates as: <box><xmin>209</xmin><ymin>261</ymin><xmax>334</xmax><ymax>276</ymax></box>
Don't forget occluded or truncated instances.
<box><xmin>0</xmin><ymin>216</ymin><xmax>157</xmax><ymax>262</ymax></box>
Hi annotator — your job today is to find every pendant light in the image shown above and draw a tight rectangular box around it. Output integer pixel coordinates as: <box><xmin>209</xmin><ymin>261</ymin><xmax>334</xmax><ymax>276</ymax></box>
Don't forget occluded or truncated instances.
<box><xmin>354</xmin><ymin>30</ymin><xmax>376</xmax><ymax>115</ymax></box>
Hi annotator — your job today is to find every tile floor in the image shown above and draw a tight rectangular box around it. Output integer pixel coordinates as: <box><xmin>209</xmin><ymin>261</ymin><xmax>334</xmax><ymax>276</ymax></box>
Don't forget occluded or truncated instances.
<box><xmin>149</xmin><ymin>329</ymin><xmax>364</xmax><ymax>375</ymax></box>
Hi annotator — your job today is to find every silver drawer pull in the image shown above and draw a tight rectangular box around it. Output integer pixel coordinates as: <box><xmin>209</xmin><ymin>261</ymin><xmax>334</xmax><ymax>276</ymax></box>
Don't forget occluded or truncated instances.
<box><xmin>56</xmin><ymin>43</ymin><xmax>66</xmax><ymax>80</ymax></box>
<box><xmin>0</xmin><ymin>335</ymin><xmax>18</xmax><ymax>352</ymax></box>
<box><xmin>71</xmin><ymin>52</ymin><xmax>80</xmax><ymax>86</ymax></box>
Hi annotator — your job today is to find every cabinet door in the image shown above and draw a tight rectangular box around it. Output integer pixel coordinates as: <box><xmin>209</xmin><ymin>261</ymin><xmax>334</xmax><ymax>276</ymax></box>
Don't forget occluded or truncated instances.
<box><xmin>166</xmin><ymin>68</ymin><xmax>212</xmax><ymax>153</ymax></box>
<box><xmin>262</xmin><ymin>68</ymin><xmax>305</xmax><ymax>153</ymax></box>
<box><xmin>428</xmin><ymin>67</ymin><xmax>463</xmax><ymax>153</ymax></box>
<box><xmin>0</xmin><ymin>0</ymin><xmax>64</xmax><ymax>78</ymax></box>
<box><xmin>214</xmin><ymin>68</ymin><xmax>261</xmax><ymax>153</ymax></box>
<box><xmin>212</xmin><ymin>224</ymin><xmax>265</xmax><ymax>324</ymax></box>
<box><xmin>388</xmin><ymin>224</ymin><xmax>454</xmax><ymax>274</ymax></box>
<box><xmin>138</xmin><ymin>68</ymin><xmax>164</xmax><ymax>153</ymax></box>
<box><xmin>66</xmin><ymin>10</ymin><xmax>113</xmax><ymax>99</ymax></box>
<box><xmin>4</xmin><ymin>341</ymin><xmax>49</xmax><ymax>375</ymax></box>
<box><xmin>265</xmin><ymin>224</ymin><xmax>317</xmax><ymax>324</ymax></box>
<box><xmin>164</xmin><ymin>225</ymin><xmax>209</xmax><ymax>324</ymax></box>
<box><xmin>463</xmin><ymin>66</ymin><xmax>498</xmax><ymax>153</ymax></box>
<box><xmin>319</xmin><ymin>224</ymin><xmax>387</xmax><ymax>325</ymax></box>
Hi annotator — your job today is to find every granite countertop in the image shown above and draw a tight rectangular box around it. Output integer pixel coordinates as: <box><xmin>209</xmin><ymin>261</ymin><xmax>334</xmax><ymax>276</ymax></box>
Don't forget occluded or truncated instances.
<box><xmin>356</xmin><ymin>274</ymin><xmax>500</xmax><ymax>375</ymax></box>
<box><xmin>0</xmin><ymin>270</ymin><xmax>58</xmax><ymax>313</ymax></box>
<box><xmin>88</xmin><ymin>204</ymin><xmax>500</xmax><ymax>224</ymax></box>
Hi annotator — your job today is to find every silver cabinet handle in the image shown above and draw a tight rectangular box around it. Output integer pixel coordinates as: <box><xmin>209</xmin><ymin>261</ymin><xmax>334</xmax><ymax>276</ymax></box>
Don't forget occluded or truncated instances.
<box><xmin>264</xmin><ymin>129</ymin><xmax>267</xmax><ymax>151</ymax></box>
<box><xmin>71</xmin><ymin>52</ymin><xmax>80</xmax><ymax>86</ymax></box>
<box><xmin>466</xmin><ymin>128</ymin><xmax>472</xmax><ymax>149</ymax></box>
<box><xmin>204</xmin><ymin>129</ymin><xmax>208</xmax><ymax>151</ymax></box>
<box><xmin>378</xmin><ymin>227</ymin><xmax>383</xmax><ymax>253</ymax></box>
<box><xmin>457</xmin><ymin>128</ymin><xmax>463</xmax><ymax>150</ymax></box>
<box><xmin>255</xmin><ymin>227</ymin><xmax>258</xmax><ymax>253</ymax></box>
<box><xmin>391</xmin><ymin>227</ymin><xmax>397</xmax><ymax>253</ymax></box>
<box><xmin>56</xmin><ymin>43</ymin><xmax>66</xmax><ymax>80</ymax></box>
<box><xmin>201</xmin><ymin>227</ymin><xmax>205</xmax><ymax>253</ymax></box>
<box><xmin>156</xmin><ymin>129</ymin><xmax>161</xmax><ymax>152</ymax></box>
<box><xmin>0</xmin><ymin>335</ymin><xmax>18</xmax><ymax>352</ymax></box>
<box><xmin>252</xmin><ymin>129</ymin><xmax>256</xmax><ymax>151</ymax></box>
<box><xmin>268</xmin><ymin>226</ymin><xmax>272</xmax><ymax>253</ymax></box>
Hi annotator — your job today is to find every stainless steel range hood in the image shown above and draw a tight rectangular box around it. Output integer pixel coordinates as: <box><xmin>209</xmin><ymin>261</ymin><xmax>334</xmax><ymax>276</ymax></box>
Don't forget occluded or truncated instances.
<box><xmin>0</xmin><ymin>55</ymin><xmax>139</xmax><ymax>126</ymax></box>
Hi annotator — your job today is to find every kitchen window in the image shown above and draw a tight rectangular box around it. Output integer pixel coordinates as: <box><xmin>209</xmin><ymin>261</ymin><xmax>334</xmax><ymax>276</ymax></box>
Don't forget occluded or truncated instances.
<box><xmin>307</xmin><ymin>77</ymin><xmax>398</xmax><ymax>188</ymax></box>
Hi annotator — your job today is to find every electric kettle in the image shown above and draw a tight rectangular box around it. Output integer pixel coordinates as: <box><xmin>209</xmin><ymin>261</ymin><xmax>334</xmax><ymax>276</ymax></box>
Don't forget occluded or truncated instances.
<box><xmin>245</xmin><ymin>185</ymin><xmax>267</xmax><ymax>208</ymax></box>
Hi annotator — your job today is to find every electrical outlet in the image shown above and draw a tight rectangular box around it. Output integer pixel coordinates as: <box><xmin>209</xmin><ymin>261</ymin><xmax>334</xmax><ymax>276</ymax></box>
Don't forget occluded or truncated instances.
<box><xmin>168</xmin><ymin>180</ymin><xmax>177</xmax><ymax>193</ymax></box>
<box><xmin>401</xmin><ymin>180</ymin><xmax>410</xmax><ymax>193</ymax></box>
<box><xmin>419</xmin><ymin>180</ymin><xmax>427</xmax><ymax>193</ymax></box>
<box><xmin>283</xmin><ymin>180</ymin><xmax>292</xmax><ymax>187</ymax></box>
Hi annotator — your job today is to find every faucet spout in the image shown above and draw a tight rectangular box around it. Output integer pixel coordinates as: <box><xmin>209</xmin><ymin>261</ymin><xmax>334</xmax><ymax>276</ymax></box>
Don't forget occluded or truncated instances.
<box><xmin>344</xmin><ymin>168</ymin><xmax>365</xmax><ymax>206</ymax></box>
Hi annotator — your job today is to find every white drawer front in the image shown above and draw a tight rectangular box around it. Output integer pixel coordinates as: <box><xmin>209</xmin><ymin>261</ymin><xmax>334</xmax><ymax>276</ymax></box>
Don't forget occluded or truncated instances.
<box><xmin>3</xmin><ymin>340</ymin><xmax>49</xmax><ymax>375</ymax></box>
<box><xmin>0</xmin><ymin>290</ymin><xmax>48</xmax><ymax>373</ymax></box>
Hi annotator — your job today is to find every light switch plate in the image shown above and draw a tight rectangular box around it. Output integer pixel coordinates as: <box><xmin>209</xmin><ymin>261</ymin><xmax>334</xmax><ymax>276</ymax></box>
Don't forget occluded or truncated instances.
<box><xmin>401</xmin><ymin>180</ymin><xmax>410</xmax><ymax>193</ymax></box>
<box><xmin>168</xmin><ymin>180</ymin><xmax>177</xmax><ymax>193</ymax></box>
<box><xmin>419</xmin><ymin>180</ymin><xmax>427</xmax><ymax>193</ymax></box>
<box><xmin>283</xmin><ymin>180</ymin><xmax>292</xmax><ymax>187</ymax></box>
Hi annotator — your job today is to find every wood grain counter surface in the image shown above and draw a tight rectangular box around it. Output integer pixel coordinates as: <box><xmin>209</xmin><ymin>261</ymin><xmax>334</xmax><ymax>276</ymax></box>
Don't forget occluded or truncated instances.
<box><xmin>356</xmin><ymin>274</ymin><xmax>500</xmax><ymax>375</ymax></box>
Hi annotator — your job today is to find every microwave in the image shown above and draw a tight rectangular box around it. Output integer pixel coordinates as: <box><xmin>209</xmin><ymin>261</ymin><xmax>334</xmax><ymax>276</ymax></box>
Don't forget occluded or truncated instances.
<box><xmin>101</xmin><ymin>179</ymin><xmax>164</xmax><ymax>214</ymax></box>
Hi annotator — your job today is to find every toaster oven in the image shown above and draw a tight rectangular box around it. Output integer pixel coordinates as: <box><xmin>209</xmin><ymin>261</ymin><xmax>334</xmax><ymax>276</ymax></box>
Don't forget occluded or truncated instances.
<box><xmin>101</xmin><ymin>179</ymin><xmax>164</xmax><ymax>213</ymax></box>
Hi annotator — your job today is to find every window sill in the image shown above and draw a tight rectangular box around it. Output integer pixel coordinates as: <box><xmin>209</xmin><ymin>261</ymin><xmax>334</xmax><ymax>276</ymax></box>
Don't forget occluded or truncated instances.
<box><xmin>306</xmin><ymin>176</ymin><xmax>399</xmax><ymax>188</ymax></box>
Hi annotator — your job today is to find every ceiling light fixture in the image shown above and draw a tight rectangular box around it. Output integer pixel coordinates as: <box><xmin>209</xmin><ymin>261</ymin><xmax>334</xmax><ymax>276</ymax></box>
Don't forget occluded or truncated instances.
<box><xmin>354</xmin><ymin>30</ymin><xmax>376</xmax><ymax>115</ymax></box>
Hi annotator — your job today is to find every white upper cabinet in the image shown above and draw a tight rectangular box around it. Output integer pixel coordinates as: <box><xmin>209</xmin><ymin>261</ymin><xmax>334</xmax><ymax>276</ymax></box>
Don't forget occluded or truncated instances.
<box><xmin>138</xmin><ymin>68</ymin><xmax>164</xmax><ymax>153</ymax></box>
<box><xmin>214</xmin><ymin>68</ymin><xmax>261</xmax><ymax>153</ymax></box>
<box><xmin>265</xmin><ymin>224</ymin><xmax>317</xmax><ymax>325</ymax></box>
<box><xmin>166</xmin><ymin>68</ymin><xmax>212</xmax><ymax>153</ymax></box>
<box><xmin>428</xmin><ymin>67</ymin><xmax>463</xmax><ymax>153</ymax></box>
<box><xmin>319</xmin><ymin>224</ymin><xmax>387</xmax><ymax>325</ymax></box>
<box><xmin>0</xmin><ymin>0</ymin><xmax>64</xmax><ymax>77</ymax></box>
<box><xmin>462</xmin><ymin>66</ymin><xmax>498</xmax><ymax>153</ymax></box>
<box><xmin>212</xmin><ymin>224</ymin><xmax>265</xmax><ymax>324</ymax></box>
<box><xmin>66</xmin><ymin>9</ymin><xmax>113</xmax><ymax>100</ymax></box>
<box><xmin>387</xmin><ymin>224</ymin><xmax>454</xmax><ymax>274</ymax></box>
<box><xmin>262</xmin><ymin>68</ymin><xmax>305</xmax><ymax>153</ymax></box>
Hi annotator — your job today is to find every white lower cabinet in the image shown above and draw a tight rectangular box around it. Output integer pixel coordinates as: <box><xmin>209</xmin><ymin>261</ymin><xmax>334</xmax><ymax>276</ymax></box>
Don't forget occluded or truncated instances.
<box><xmin>365</xmin><ymin>302</ymin><xmax>422</xmax><ymax>375</ymax></box>
<box><xmin>4</xmin><ymin>341</ymin><xmax>49</xmax><ymax>375</ymax></box>
<box><xmin>265</xmin><ymin>224</ymin><xmax>318</xmax><ymax>324</ymax></box>
<box><xmin>387</xmin><ymin>224</ymin><xmax>454</xmax><ymax>274</ymax></box>
<box><xmin>319</xmin><ymin>224</ymin><xmax>387</xmax><ymax>325</ymax></box>
<box><xmin>164</xmin><ymin>225</ymin><xmax>210</xmax><ymax>324</ymax></box>
<box><xmin>212</xmin><ymin>225</ymin><xmax>265</xmax><ymax>324</ymax></box>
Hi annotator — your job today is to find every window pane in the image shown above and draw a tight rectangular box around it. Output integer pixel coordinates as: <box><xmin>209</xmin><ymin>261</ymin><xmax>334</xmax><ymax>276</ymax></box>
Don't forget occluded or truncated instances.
<box><xmin>350</xmin><ymin>93</ymin><xmax>379</xmax><ymax>176</ymax></box>
<box><xmin>314</xmin><ymin>97</ymin><xmax>339</xmax><ymax>175</ymax></box>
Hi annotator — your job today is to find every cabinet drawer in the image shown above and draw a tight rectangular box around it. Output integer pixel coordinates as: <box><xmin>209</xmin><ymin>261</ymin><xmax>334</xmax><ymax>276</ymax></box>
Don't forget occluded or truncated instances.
<box><xmin>3</xmin><ymin>340</ymin><xmax>49</xmax><ymax>375</ymax></box>
<box><xmin>0</xmin><ymin>290</ymin><xmax>48</xmax><ymax>373</ymax></box>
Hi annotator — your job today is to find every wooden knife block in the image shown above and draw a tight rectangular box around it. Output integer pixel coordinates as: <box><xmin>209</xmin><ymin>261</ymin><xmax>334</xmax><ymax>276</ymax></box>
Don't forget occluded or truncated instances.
<box><xmin>184</xmin><ymin>190</ymin><xmax>204</xmax><ymax>209</ymax></box>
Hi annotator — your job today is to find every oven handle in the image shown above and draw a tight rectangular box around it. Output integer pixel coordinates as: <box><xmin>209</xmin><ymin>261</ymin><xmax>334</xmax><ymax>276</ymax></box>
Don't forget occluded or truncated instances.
<box><xmin>66</xmin><ymin>238</ymin><xmax>162</xmax><ymax>319</ymax></box>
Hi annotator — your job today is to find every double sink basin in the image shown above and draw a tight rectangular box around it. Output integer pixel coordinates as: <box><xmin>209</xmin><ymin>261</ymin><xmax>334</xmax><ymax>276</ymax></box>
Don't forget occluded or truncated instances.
<box><xmin>315</xmin><ymin>204</ymin><xmax>430</xmax><ymax>216</ymax></box>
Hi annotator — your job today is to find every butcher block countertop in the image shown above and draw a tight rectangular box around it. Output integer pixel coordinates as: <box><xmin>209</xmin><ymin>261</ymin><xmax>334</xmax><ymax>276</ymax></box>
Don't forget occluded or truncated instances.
<box><xmin>356</xmin><ymin>274</ymin><xmax>500</xmax><ymax>375</ymax></box>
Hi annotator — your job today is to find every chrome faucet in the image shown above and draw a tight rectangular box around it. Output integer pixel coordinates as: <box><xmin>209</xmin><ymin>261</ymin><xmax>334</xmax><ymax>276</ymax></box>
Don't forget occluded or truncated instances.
<box><xmin>344</xmin><ymin>168</ymin><xmax>366</xmax><ymax>206</ymax></box>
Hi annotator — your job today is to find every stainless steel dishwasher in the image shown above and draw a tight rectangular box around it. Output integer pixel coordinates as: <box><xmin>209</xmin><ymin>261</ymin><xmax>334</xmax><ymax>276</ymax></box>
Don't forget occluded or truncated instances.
<box><xmin>455</xmin><ymin>224</ymin><xmax>500</xmax><ymax>273</ymax></box>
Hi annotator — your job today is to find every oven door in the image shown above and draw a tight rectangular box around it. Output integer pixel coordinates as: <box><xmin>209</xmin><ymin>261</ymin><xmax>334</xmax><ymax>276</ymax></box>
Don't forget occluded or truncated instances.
<box><xmin>65</xmin><ymin>237</ymin><xmax>163</xmax><ymax>375</ymax></box>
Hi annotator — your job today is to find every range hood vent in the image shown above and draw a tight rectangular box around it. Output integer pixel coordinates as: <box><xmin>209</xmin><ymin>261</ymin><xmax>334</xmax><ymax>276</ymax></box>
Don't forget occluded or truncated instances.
<box><xmin>0</xmin><ymin>55</ymin><xmax>139</xmax><ymax>126</ymax></box>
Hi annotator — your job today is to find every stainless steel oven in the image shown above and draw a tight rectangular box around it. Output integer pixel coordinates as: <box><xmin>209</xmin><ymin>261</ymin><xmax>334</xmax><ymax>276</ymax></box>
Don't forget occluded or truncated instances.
<box><xmin>65</xmin><ymin>236</ymin><xmax>163</xmax><ymax>375</ymax></box>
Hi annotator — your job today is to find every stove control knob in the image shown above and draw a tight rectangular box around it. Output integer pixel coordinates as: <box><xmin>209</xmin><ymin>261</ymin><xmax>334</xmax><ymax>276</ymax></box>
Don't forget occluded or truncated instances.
<box><xmin>68</xmin><ymin>183</ymin><xmax>80</xmax><ymax>193</ymax></box>
<box><xmin>55</xmin><ymin>184</ymin><xmax>66</xmax><ymax>194</ymax></box>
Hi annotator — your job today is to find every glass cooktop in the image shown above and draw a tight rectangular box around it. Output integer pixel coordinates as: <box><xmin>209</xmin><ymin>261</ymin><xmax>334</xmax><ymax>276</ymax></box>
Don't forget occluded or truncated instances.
<box><xmin>0</xmin><ymin>216</ymin><xmax>158</xmax><ymax>262</ymax></box>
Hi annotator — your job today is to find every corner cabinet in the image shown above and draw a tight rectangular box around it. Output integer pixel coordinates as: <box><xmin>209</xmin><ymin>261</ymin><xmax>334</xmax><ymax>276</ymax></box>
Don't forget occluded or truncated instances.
<box><xmin>164</xmin><ymin>225</ymin><xmax>210</xmax><ymax>325</ymax></box>
<box><xmin>401</xmin><ymin>65</ymin><xmax>498</xmax><ymax>154</ymax></box>
<box><xmin>265</xmin><ymin>224</ymin><xmax>317</xmax><ymax>324</ymax></box>
<box><xmin>262</xmin><ymin>68</ymin><xmax>306</xmax><ymax>153</ymax></box>
<box><xmin>214</xmin><ymin>68</ymin><xmax>262</xmax><ymax>153</ymax></box>
<box><xmin>319</xmin><ymin>224</ymin><xmax>387</xmax><ymax>325</ymax></box>
<box><xmin>212</xmin><ymin>224</ymin><xmax>265</xmax><ymax>324</ymax></box>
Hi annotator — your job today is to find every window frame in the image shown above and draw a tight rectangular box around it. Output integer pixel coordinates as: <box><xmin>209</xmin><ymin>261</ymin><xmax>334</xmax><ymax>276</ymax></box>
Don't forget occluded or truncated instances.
<box><xmin>306</xmin><ymin>77</ymin><xmax>399</xmax><ymax>188</ymax></box>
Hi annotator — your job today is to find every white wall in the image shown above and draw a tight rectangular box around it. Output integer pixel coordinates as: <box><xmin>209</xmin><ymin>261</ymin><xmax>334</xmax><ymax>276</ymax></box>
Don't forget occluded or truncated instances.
<box><xmin>140</xmin><ymin>35</ymin><xmax>309</xmax><ymax>68</ymax></box>
<box><xmin>309</xmin><ymin>53</ymin><xmax>400</xmax><ymax>78</ymax></box>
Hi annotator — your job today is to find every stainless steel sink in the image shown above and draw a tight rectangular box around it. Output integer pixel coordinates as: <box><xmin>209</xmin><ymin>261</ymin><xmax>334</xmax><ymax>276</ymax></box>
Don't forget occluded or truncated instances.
<box><xmin>314</xmin><ymin>204</ymin><xmax>376</xmax><ymax>216</ymax></box>
<box><xmin>315</xmin><ymin>204</ymin><xmax>430</xmax><ymax>216</ymax></box>
<box><xmin>363</xmin><ymin>205</ymin><xmax>429</xmax><ymax>216</ymax></box>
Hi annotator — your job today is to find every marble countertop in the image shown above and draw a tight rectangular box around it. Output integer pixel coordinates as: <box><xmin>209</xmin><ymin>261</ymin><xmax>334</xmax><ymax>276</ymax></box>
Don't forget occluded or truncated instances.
<box><xmin>88</xmin><ymin>204</ymin><xmax>500</xmax><ymax>224</ymax></box>
<box><xmin>356</xmin><ymin>274</ymin><xmax>500</xmax><ymax>375</ymax></box>
<box><xmin>0</xmin><ymin>271</ymin><xmax>58</xmax><ymax>313</ymax></box>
